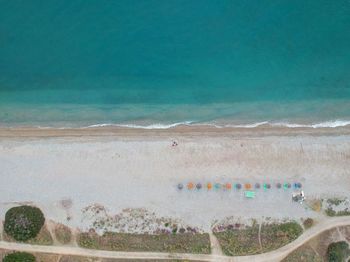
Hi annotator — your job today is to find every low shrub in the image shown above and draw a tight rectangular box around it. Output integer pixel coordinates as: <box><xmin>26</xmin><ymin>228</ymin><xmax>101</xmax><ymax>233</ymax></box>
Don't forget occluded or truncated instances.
<box><xmin>3</xmin><ymin>252</ymin><xmax>36</xmax><ymax>262</ymax></box>
<box><xmin>327</xmin><ymin>241</ymin><xmax>350</xmax><ymax>262</ymax></box>
<box><xmin>4</xmin><ymin>205</ymin><xmax>45</xmax><ymax>241</ymax></box>
<box><xmin>303</xmin><ymin>218</ymin><xmax>314</xmax><ymax>229</ymax></box>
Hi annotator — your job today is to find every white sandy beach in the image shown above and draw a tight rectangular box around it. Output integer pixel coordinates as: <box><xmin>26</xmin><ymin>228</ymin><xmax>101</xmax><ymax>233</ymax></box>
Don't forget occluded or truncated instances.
<box><xmin>0</xmin><ymin>128</ymin><xmax>350</xmax><ymax>232</ymax></box>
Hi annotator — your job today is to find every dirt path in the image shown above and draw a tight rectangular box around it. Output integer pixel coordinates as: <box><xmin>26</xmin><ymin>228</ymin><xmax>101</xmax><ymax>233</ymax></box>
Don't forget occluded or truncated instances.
<box><xmin>0</xmin><ymin>216</ymin><xmax>349</xmax><ymax>262</ymax></box>
<box><xmin>258</xmin><ymin>223</ymin><xmax>262</xmax><ymax>252</ymax></box>
<box><xmin>209</xmin><ymin>232</ymin><xmax>223</xmax><ymax>256</ymax></box>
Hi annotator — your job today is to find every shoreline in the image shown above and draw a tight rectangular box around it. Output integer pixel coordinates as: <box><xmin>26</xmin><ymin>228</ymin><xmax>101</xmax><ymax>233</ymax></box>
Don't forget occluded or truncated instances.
<box><xmin>1</xmin><ymin>125</ymin><xmax>350</xmax><ymax>138</ymax></box>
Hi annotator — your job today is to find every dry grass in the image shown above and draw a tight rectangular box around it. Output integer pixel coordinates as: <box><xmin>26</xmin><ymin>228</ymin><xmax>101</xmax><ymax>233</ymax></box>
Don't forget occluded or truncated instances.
<box><xmin>284</xmin><ymin>226</ymin><xmax>350</xmax><ymax>261</ymax></box>
<box><xmin>282</xmin><ymin>244</ymin><xmax>322</xmax><ymax>262</ymax></box>
<box><xmin>78</xmin><ymin>231</ymin><xmax>210</xmax><ymax>254</ymax></box>
<box><xmin>215</xmin><ymin>222</ymin><xmax>303</xmax><ymax>256</ymax></box>
<box><xmin>59</xmin><ymin>255</ymin><xmax>100</xmax><ymax>262</ymax></box>
<box><xmin>214</xmin><ymin>225</ymin><xmax>261</xmax><ymax>256</ymax></box>
<box><xmin>308</xmin><ymin>228</ymin><xmax>344</xmax><ymax>258</ymax></box>
<box><xmin>34</xmin><ymin>253</ymin><xmax>60</xmax><ymax>262</ymax></box>
<box><xmin>54</xmin><ymin>223</ymin><xmax>72</xmax><ymax>244</ymax></box>
<box><xmin>306</xmin><ymin>199</ymin><xmax>322</xmax><ymax>212</ymax></box>
<box><xmin>338</xmin><ymin>225</ymin><xmax>350</xmax><ymax>242</ymax></box>
<box><xmin>59</xmin><ymin>256</ymin><xmax>190</xmax><ymax>262</ymax></box>
<box><xmin>260</xmin><ymin>222</ymin><xmax>303</xmax><ymax>253</ymax></box>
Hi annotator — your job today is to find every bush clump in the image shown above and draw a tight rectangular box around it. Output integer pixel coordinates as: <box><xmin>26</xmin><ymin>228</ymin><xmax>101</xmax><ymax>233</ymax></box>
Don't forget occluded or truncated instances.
<box><xmin>4</xmin><ymin>205</ymin><xmax>45</xmax><ymax>241</ymax></box>
<box><xmin>327</xmin><ymin>241</ymin><xmax>350</xmax><ymax>262</ymax></box>
<box><xmin>3</xmin><ymin>252</ymin><xmax>36</xmax><ymax>262</ymax></box>
<box><xmin>303</xmin><ymin>218</ymin><xmax>314</xmax><ymax>229</ymax></box>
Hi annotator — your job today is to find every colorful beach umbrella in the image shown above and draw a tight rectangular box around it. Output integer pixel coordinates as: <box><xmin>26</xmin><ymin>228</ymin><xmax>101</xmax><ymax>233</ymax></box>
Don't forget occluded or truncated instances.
<box><xmin>263</xmin><ymin>183</ymin><xmax>271</xmax><ymax>190</ymax></box>
<box><xmin>207</xmin><ymin>183</ymin><xmax>212</xmax><ymax>190</ymax></box>
<box><xmin>177</xmin><ymin>183</ymin><xmax>183</xmax><ymax>190</ymax></box>
<box><xmin>225</xmin><ymin>183</ymin><xmax>232</xmax><ymax>190</ymax></box>
<box><xmin>187</xmin><ymin>182</ymin><xmax>194</xmax><ymax>190</ymax></box>
<box><xmin>255</xmin><ymin>183</ymin><xmax>261</xmax><ymax>189</ymax></box>
<box><xmin>235</xmin><ymin>183</ymin><xmax>242</xmax><ymax>189</ymax></box>
<box><xmin>294</xmin><ymin>182</ymin><xmax>302</xmax><ymax>189</ymax></box>
<box><xmin>244</xmin><ymin>183</ymin><xmax>252</xmax><ymax>190</ymax></box>
<box><xmin>283</xmin><ymin>183</ymin><xmax>291</xmax><ymax>189</ymax></box>
<box><xmin>196</xmin><ymin>183</ymin><xmax>202</xmax><ymax>190</ymax></box>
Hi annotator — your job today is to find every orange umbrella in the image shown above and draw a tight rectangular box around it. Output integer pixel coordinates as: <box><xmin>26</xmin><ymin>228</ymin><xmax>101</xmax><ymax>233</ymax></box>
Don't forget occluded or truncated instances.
<box><xmin>207</xmin><ymin>183</ymin><xmax>212</xmax><ymax>190</ymax></box>
<box><xmin>187</xmin><ymin>182</ymin><xmax>194</xmax><ymax>190</ymax></box>
<box><xmin>225</xmin><ymin>183</ymin><xmax>232</xmax><ymax>190</ymax></box>
<box><xmin>244</xmin><ymin>183</ymin><xmax>252</xmax><ymax>189</ymax></box>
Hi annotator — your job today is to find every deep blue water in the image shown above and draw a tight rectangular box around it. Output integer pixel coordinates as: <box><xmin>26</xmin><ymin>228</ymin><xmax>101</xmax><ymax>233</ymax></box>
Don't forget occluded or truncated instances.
<box><xmin>0</xmin><ymin>0</ymin><xmax>350</xmax><ymax>127</ymax></box>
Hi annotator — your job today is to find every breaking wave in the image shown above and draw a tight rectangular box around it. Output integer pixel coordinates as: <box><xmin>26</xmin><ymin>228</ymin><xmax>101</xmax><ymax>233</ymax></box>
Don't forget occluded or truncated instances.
<box><xmin>83</xmin><ymin>120</ymin><xmax>350</xmax><ymax>129</ymax></box>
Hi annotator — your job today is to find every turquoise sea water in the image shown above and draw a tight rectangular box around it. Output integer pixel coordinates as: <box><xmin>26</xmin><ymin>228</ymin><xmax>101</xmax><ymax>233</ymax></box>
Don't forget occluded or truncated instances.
<box><xmin>0</xmin><ymin>1</ymin><xmax>350</xmax><ymax>128</ymax></box>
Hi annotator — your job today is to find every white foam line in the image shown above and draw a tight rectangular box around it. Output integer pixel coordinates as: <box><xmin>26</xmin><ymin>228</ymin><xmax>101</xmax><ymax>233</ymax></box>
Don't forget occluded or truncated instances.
<box><xmin>13</xmin><ymin>119</ymin><xmax>350</xmax><ymax>130</ymax></box>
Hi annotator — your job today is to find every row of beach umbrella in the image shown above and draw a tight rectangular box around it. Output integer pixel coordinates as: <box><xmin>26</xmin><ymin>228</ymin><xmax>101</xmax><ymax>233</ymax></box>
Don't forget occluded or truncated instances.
<box><xmin>177</xmin><ymin>182</ymin><xmax>302</xmax><ymax>191</ymax></box>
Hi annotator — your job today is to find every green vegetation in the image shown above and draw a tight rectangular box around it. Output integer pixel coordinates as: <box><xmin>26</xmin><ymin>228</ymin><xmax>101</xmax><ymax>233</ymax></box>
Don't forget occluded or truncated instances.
<box><xmin>325</xmin><ymin>208</ymin><xmax>350</xmax><ymax>217</ymax></box>
<box><xmin>327</xmin><ymin>241</ymin><xmax>350</xmax><ymax>262</ymax></box>
<box><xmin>4</xmin><ymin>206</ymin><xmax>45</xmax><ymax>241</ymax></box>
<box><xmin>78</xmin><ymin>231</ymin><xmax>210</xmax><ymax>254</ymax></box>
<box><xmin>303</xmin><ymin>218</ymin><xmax>314</xmax><ymax>229</ymax></box>
<box><xmin>3</xmin><ymin>252</ymin><xmax>36</xmax><ymax>262</ymax></box>
<box><xmin>214</xmin><ymin>225</ymin><xmax>261</xmax><ymax>256</ymax></box>
<box><xmin>215</xmin><ymin>222</ymin><xmax>303</xmax><ymax>256</ymax></box>
<box><xmin>327</xmin><ymin>198</ymin><xmax>345</xmax><ymax>206</ymax></box>
<box><xmin>54</xmin><ymin>223</ymin><xmax>72</xmax><ymax>244</ymax></box>
<box><xmin>260</xmin><ymin>222</ymin><xmax>303</xmax><ymax>252</ymax></box>
<box><xmin>4</xmin><ymin>225</ymin><xmax>53</xmax><ymax>245</ymax></box>
<box><xmin>325</xmin><ymin>198</ymin><xmax>350</xmax><ymax>217</ymax></box>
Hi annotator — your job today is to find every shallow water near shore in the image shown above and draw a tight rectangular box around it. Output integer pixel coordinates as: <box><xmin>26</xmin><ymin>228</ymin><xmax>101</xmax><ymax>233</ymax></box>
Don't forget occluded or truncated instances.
<box><xmin>1</xmin><ymin>100</ymin><xmax>350</xmax><ymax>129</ymax></box>
<box><xmin>0</xmin><ymin>1</ymin><xmax>350</xmax><ymax>128</ymax></box>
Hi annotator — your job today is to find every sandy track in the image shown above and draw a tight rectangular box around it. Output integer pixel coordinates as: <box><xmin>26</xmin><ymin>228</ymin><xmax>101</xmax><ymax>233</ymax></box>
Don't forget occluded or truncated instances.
<box><xmin>0</xmin><ymin>216</ymin><xmax>349</xmax><ymax>262</ymax></box>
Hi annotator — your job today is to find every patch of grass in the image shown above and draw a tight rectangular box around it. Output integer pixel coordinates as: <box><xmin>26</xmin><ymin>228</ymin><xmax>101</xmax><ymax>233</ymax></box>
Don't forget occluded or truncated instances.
<box><xmin>260</xmin><ymin>222</ymin><xmax>303</xmax><ymax>253</ymax></box>
<box><xmin>59</xmin><ymin>255</ymin><xmax>100</xmax><ymax>262</ymax></box>
<box><xmin>325</xmin><ymin>208</ymin><xmax>350</xmax><ymax>217</ymax></box>
<box><xmin>214</xmin><ymin>225</ymin><xmax>261</xmax><ymax>256</ymax></box>
<box><xmin>4</xmin><ymin>206</ymin><xmax>45</xmax><ymax>241</ymax></box>
<box><xmin>3</xmin><ymin>252</ymin><xmax>35</xmax><ymax>262</ymax></box>
<box><xmin>59</xmin><ymin>256</ymin><xmax>187</xmax><ymax>262</ymax></box>
<box><xmin>282</xmin><ymin>244</ymin><xmax>322</xmax><ymax>262</ymax></box>
<box><xmin>54</xmin><ymin>223</ymin><xmax>72</xmax><ymax>244</ymax></box>
<box><xmin>327</xmin><ymin>241</ymin><xmax>350</xmax><ymax>262</ymax></box>
<box><xmin>325</xmin><ymin>207</ymin><xmax>337</xmax><ymax>216</ymax></box>
<box><xmin>327</xmin><ymin>198</ymin><xmax>345</xmax><ymax>206</ymax></box>
<box><xmin>3</xmin><ymin>225</ymin><xmax>53</xmax><ymax>246</ymax></box>
<box><xmin>34</xmin><ymin>253</ymin><xmax>60</xmax><ymax>262</ymax></box>
<box><xmin>78</xmin><ymin>231</ymin><xmax>210</xmax><ymax>254</ymax></box>
<box><xmin>303</xmin><ymin>218</ymin><xmax>314</xmax><ymax>229</ymax></box>
<box><xmin>27</xmin><ymin>225</ymin><xmax>53</xmax><ymax>245</ymax></box>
